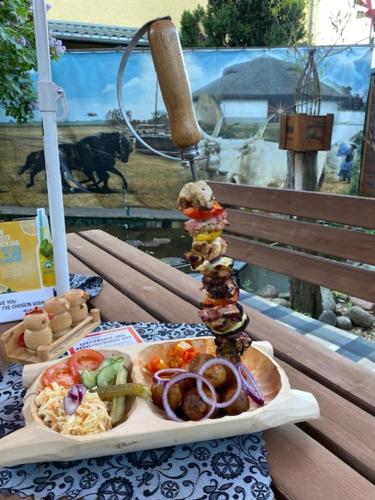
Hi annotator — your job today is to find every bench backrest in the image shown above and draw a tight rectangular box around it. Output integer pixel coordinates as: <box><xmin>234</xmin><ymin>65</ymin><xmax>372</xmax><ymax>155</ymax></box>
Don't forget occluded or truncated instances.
<box><xmin>208</xmin><ymin>182</ymin><xmax>375</xmax><ymax>302</ymax></box>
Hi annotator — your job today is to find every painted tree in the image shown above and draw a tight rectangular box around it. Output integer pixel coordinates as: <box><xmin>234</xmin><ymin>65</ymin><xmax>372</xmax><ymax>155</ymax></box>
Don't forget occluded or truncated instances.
<box><xmin>180</xmin><ymin>0</ymin><xmax>306</xmax><ymax>47</ymax></box>
<box><xmin>0</xmin><ymin>0</ymin><xmax>65</xmax><ymax>123</ymax></box>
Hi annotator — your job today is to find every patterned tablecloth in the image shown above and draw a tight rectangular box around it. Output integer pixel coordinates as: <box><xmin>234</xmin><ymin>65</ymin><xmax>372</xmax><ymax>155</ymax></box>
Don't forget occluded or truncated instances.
<box><xmin>0</xmin><ymin>322</ymin><xmax>273</xmax><ymax>500</ymax></box>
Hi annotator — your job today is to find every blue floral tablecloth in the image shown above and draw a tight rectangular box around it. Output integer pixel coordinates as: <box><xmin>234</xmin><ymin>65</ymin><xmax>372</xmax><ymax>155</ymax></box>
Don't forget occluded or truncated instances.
<box><xmin>0</xmin><ymin>322</ymin><xmax>273</xmax><ymax>500</ymax></box>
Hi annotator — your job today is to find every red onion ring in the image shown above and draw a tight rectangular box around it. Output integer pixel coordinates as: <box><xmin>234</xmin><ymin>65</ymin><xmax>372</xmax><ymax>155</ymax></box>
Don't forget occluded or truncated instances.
<box><xmin>162</xmin><ymin>373</ymin><xmax>217</xmax><ymax>422</ymax></box>
<box><xmin>237</xmin><ymin>363</ymin><xmax>265</xmax><ymax>406</ymax></box>
<box><xmin>197</xmin><ymin>358</ymin><xmax>242</xmax><ymax>409</ymax></box>
<box><xmin>153</xmin><ymin>368</ymin><xmax>187</xmax><ymax>385</ymax></box>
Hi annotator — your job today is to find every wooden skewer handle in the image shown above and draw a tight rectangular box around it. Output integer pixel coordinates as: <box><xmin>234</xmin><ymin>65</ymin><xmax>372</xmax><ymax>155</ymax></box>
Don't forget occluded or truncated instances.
<box><xmin>148</xmin><ymin>19</ymin><xmax>201</xmax><ymax>150</ymax></box>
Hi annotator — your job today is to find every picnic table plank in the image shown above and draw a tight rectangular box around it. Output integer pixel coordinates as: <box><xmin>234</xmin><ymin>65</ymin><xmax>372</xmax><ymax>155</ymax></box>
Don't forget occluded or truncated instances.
<box><xmin>278</xmin><ymin>359</ymin><xmax>375</xmax><ymax>482</ymax></box>
<box><xmin>265</xmin><ymin>425</ymin><xmax>375</xmax><ymax>500</ymax></box>
<box><xmin>68</xmin><ymin>253</ymin><xmax>157</xmax><ymax>323</ymax></box>
<box><xmin>80</xmin><ymin>230</ymin><xmax>375</xmax><ymax>415</ymax></box>
<box><xmin>67</xmin><ymin>233</ymin><xmax>199</xmax><ymax>323</ymax></box>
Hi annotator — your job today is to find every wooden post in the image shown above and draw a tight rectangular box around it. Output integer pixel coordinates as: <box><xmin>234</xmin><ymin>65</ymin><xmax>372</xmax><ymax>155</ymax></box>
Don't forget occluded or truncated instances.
<box><xmin>287</xmin><ymin>151</ymin><xmax>323</xmax><ymax>318</ymax></box>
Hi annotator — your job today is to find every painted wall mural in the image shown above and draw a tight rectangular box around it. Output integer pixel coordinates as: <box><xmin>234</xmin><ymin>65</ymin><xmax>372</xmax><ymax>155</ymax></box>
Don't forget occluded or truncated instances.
<box><xmin>0</xmin><ymin>45</ymin><xmax>372</xmax><ymax>210</ymax></box>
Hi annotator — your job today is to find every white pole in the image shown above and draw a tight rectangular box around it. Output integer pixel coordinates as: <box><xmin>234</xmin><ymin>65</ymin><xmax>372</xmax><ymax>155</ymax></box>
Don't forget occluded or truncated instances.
<box><xmin>33</xmin><ymin>0</ymin><xmax>70</xmax><ymax>294</ymax></box>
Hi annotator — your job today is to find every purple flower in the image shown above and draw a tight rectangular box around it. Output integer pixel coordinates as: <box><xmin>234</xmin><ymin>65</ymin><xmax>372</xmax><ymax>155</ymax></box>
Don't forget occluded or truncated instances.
<box><xmin>46</xmin><ymin>3</ymin><xmax>52</xmax><ymax>11</ymax></box>
<box><xmin>16</xmin><ymin>16</ymin><xmax>25</xmax><ymax>24</ymax></box>
<box><xmin>18</xmin><ymin>36</ymin><xmax>27</xmax><ymax>46</ymax></box>
<box><xmin>56</xmin><ymin>45</ymin><xmax>66</xmax><ymax>56</ymax></box>
<box><xmin>48</xmin><ymin>35</ymin><xmax>58</xmax><ymax>48</ymax></box>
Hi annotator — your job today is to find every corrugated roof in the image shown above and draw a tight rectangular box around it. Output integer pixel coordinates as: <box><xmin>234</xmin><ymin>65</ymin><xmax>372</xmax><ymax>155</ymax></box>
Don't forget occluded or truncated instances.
<box><xmin>48</xmin><ymin>20</ymin><xmax>148</xmax><ymax>46</ymax></box>
<box><xmin>193</xmin><ymin>56</ymin><xmax>345</xmax><ymax>101</ymax></box>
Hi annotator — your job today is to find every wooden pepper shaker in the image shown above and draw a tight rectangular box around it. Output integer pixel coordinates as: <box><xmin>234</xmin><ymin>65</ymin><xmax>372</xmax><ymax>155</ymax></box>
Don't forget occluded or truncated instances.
<box><xmin>65</xmin><ymin>289</ymin><xmax>90</xmax><ymax>325</ymax></box>
<box><xmin>44</xmin><ymin>297</ymin><xmax>72</xmax><ymax>339</ymax></box>
<box><xmin>23</xmin><ymin>307</ymin><xmax>52</xmax><ymax>351</ymax></box>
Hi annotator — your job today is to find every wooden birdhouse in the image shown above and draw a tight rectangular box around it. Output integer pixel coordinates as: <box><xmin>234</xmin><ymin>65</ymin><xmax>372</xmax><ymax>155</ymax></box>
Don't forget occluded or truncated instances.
<box><xmin>279</xmin><ymin>49</ymin><xmax>334</xmax><ymax>152</ymax></box>
<box><xmin>279</xmin><ymin>113</ymin><xmax>334</xmax><ymax>152</ymax></box>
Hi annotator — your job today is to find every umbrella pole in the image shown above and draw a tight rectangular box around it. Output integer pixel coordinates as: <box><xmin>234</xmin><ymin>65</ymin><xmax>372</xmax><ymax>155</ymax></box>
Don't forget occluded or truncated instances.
<box><xmin>33</xmin><ymin>0</ymin><xmax>70</xmax><ymax>294</ymax></box>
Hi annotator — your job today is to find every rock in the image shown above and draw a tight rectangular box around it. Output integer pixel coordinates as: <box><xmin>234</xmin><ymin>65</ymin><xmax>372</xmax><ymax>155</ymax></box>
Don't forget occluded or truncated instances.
<box><xmin>271</xmin><ymin>298</ymin><xmax>289</xmax><ymax>307</ymax></box>
<box><xmin>256</xmin><ymin>284</ymin><xmax>279</xmax><ymax>299</ymax></box>
<box><xmin>318</xmin><ymin>311</ymin><xmax>337</xmax><ymax>326</ymax></box>
<box><xmin>350</xmin><ymin>297</ymin><xmax>374</xmax><ymax>312</ymax></box>
<box><xmin>348</xmin><ymin>306</ymin><xmax>375</xmax><ymax>329</ymax></box>
<box><xmin>336</xmin><ymin>316</ymin><xmax>353</xmax><ymax>331</ymax></box>
<box><xmin>321</xmin><ymin>287</ymin><xmax>336</xmax><ymax>312</ymax></box>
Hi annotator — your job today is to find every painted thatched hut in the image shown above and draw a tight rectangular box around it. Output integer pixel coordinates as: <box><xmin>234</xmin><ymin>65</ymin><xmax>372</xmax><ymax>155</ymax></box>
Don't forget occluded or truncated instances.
<box><xmin>193</xmin><ymin>55</ymin><xmax>346</xmax><ymax>123</ymax></box>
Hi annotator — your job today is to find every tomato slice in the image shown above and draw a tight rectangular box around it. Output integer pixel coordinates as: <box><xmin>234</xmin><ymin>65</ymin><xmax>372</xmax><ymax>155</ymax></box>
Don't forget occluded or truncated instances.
<box><xmin>182</xmin><ymin>201</ymin><xmax>224</xmax><ymax>220</ymax></box>
<box><xmin>202</xmin><ymin>290</ymin><xmax>239</xmax><ymax>307</ymax></box>
<box><xmin>42</xmin><ymin>361</ymin><xmax>80</xmax><ymax>388</ymax></box>
<box><xmin>68</xmin><ymin>349</ymin><xmax>104</xmax><ymax>377</ymax></box>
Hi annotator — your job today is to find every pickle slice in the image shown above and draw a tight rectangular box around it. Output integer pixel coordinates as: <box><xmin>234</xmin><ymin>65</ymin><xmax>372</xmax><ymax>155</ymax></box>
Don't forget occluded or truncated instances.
<box><xmin>97</xmin><ymin>383</ymin><xmax>150</xmax><ymax>401</ymax></box>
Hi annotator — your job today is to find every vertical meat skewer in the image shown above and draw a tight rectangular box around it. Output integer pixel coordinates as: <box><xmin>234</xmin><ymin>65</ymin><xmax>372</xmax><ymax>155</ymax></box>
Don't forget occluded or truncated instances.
<box><xmin>177</xmin><ymin>181</ymin><xmax>251</xmax><ymax>363</ymax></box>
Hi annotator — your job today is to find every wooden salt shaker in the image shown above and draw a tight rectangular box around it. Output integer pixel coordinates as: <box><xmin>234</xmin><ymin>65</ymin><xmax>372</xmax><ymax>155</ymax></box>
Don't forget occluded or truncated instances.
<box><xmin>23</xmin><ymin>308</ymin><xmax>52</xmax><ymax>351</ymax></box>
<box><xmin>44</xmin><ymin>297</ymin><xmax>72</xmax><ymax>339</ymax></box>
<box><xmin>65</xmin><ymin>289</ymin><xmax>90</xmax><ymax>325</ymax></box>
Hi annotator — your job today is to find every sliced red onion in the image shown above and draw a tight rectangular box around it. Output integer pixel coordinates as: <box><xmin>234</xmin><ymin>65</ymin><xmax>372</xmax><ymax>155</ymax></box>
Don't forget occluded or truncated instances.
<box><xmin>67</xmin><ymin>384</ymin><xmax>79</xmax><ymax>402</ymax></box>
<box><xmin>64</xmin><ymin>384</ymin><xmax>87</xmax><ymax>415</ymax></box>
<box><xmin>237</xmin><ymin>363</ymin><xmax>265</xmax><ymax>406</ymax></box>
<box><xmin>153</xmin><ymin>368</ymin><xmax>187</xmax><ymax>385</ymax></box>
<box><xmin>76</xmin><ymin>384</ymin><xmax>86</xmax><ymax>402</ymax></box>
<box><xmin>63</xmin><ymin>396</ymin><xmax>79</xmax><ymax>415</ymax></box>
<box><xmin>197</xmin><ymin>358</ymin><xmax>242</xmax><ymax>409</ymax></box>
<box><xmin>162</xmin><ymin>373</ymin><xmax>217</xmax><ymax>422</ymax></box>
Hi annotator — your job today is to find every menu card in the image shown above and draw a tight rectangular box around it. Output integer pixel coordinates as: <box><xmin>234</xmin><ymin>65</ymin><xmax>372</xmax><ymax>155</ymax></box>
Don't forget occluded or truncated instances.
<box><xmin>68</xmin><ymin>325</ymin><xmax>143</xmax><ymax>354</ymax></box>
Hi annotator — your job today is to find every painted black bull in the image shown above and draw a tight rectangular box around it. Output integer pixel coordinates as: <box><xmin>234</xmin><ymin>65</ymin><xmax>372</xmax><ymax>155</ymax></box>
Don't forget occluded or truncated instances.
<box><xmin>19</xmin><ymin>132</ymin><xmax>133</xmax><ymax>193</ymax></box>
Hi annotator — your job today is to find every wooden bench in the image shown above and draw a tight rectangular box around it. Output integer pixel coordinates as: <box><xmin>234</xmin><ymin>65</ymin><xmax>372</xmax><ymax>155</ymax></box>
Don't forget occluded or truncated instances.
<box><xmin>207</xmin><ymin>181</ymin><xmax>375</xmax><ymax>301</ymax></box>
<box><xmin>1</xmin><ymin>219</ymin><xmax>375</xmax><ymax>498</ymax></box>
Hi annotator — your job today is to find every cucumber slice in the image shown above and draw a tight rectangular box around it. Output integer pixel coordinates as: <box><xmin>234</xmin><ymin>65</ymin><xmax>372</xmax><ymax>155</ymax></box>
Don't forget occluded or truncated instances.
<box><xmin>96</xmin><ymin>364</ymin><xmax>118</xmax><ymax>387</ymax></box>
<box><xmin>81</xmin><ymin>369</ymin><xmax>98</xmax><ymax>389</ymax></box>
<box><xmin>97</xmin><ymin>358</ymin><xmax>116</xmax><ymax>370</ymax></box>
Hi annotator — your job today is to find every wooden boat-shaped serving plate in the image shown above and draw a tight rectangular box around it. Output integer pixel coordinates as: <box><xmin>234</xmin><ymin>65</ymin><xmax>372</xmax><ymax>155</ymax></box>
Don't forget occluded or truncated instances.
<box><xmin>0</xmin><ymin>337</ymin><xmax>319</xmax><ymax>466</ymax></box>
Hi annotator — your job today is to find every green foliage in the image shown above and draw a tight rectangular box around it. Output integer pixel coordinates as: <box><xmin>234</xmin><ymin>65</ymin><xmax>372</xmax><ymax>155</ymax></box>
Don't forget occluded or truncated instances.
<box><xmin>180</xmin><ymin>0</ymin><xmax>306</xmax><ymax>47</ymax></box>
<box><xmin>180</xmin><ymin>5</ymin><xmax>205</xmax><ymax>47</ymax></box>
<box><xmin>0</xmin><ymin>0</ymin><xmax>64</xmax><ymax>123</ymax></box>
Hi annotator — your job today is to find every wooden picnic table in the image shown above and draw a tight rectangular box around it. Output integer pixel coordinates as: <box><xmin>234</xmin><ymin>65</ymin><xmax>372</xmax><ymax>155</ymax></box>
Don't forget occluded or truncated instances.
<box><xmin>1</xmin><ymin>229</ymin><xmax>374</xmax><ymax>500</ymax></box>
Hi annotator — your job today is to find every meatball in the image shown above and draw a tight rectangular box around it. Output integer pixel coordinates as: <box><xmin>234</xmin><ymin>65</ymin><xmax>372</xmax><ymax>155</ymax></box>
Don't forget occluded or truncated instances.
<box><xmin>189</xmin><ymin>353</ymin><xmax>228</xmax><ymax>389</ymax></box>
<box><xmin>151</xmin><ymin>383</ymin><xmax>183</xmax><ymax>411</ymax></box>
<box><xmin>222</xmin><ymin>387</ymin><xmax>250</xmax><ymax>416</ymax></box>
<box><xmin>182</xmin><ymin>388</ymin><xmax>212</xmax><ymax>421</ymax></box>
